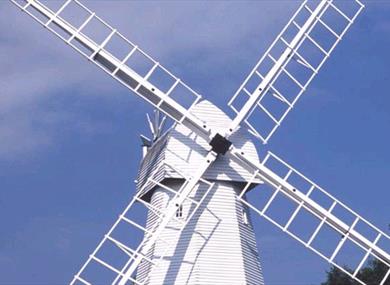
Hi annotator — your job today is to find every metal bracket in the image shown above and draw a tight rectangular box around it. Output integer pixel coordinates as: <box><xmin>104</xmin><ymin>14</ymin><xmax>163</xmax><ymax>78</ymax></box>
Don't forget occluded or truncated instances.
<box><xmin>209</xmin><ymin>133</ymin><xmax>232</xmax><ymax>155</ymax></box>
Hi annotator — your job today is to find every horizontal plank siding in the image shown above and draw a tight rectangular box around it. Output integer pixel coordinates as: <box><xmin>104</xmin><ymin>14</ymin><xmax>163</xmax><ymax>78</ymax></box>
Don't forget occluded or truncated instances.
<box><xmin>137</xmin><ymin>181</ymin><xmax>264</xmax><ymax>285</ymax></box>
<box><xmin>136</xmin><ymin>100</ymin><xmax>264</xmax><ymax>284</ymax></box>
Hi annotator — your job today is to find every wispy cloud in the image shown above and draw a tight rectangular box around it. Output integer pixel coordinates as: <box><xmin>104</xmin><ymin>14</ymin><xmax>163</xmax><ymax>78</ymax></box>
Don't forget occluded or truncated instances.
<box><xmin>0</xmin><ymin>1</ymin><xmax>297</xmax><ymax>159</ymax></box>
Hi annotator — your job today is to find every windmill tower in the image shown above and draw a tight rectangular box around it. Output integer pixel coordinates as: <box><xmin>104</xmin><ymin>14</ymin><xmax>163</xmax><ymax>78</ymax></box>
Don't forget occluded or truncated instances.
<box><xmin>8</xmin><ymin>0</ymin><xmax>390</xmax><ymax>284</ymax></box>
<box><xmin>136</xmin><ymin>102</ymin><xmax>264</xmax><ymax>284</ymax></box>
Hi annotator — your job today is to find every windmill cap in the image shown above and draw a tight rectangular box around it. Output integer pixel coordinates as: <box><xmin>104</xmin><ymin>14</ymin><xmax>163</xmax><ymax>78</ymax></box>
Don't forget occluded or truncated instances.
<box><xmin>136</xmin><ymin>100</ymin><xmax>262</xmax><ymax>200</ymax></box>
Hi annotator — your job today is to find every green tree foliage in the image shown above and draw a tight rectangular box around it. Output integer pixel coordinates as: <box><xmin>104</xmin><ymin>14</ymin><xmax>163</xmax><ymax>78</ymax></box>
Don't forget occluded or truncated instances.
<box><xmin>321</xmin><ymin>259</ymin><xmax>389</xmax><ymax>285</ymax></box>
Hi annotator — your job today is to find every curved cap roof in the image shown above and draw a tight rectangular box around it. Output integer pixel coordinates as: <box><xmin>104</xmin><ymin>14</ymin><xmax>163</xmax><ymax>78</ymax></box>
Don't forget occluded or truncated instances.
<box><xmin>136</xmin><ymin>100</ymin><xmax>261</xmax><ymax>200</ymax></box>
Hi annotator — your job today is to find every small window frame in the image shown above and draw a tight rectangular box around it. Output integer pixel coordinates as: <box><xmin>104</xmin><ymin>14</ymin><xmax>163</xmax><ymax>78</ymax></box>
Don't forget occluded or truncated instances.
<box><xmin>175</xmin><ymin>203</ymin><xmax>183</xmax><ymax>219</ymax></box>
<box><xmin>242</xmin><ymin>208</ymin><xmax>249</xmax><ymax>225</ymax></box>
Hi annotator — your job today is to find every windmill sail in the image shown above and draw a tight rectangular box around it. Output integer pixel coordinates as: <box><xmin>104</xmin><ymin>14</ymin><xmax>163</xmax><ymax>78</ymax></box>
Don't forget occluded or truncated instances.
<box><xmin>227</xmin><ymin>0</ymin><xmax>364</xmax><ymax>143</ymax></box>
<box><xmin>232</xmin><ymin>150</ymin><xmax>390</xmax><ymax>285</ymax></box>
<box><xmin>9</xmin><ymin>1</ymin><xmax>390</xmax><ymax>284</ymax></box>
<box><xmin>71</xmin><ymin>100</ymin><xmax>265</xmax><ymax>285</ymax></box>
<box><xmin>71</xmin><ymin>160</ymin><xmax>216</xmax><ymax>285</ymax></box>
<box><xmin>10</xmin><ymin>0</ymin><xmax>211</xmax><ymax>141</ymax></box>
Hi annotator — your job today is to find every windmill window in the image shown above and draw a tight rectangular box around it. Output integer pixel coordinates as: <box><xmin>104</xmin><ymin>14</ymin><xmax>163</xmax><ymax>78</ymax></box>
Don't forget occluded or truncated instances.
<box><xmin>242</xmin><ymin>209</ymin><xmax>249</xmax><ymax>225</ymax></box>
<box><xmin>175</xmin><ymin>204</ymin><xmax>183</xmax><ymax>219</ymax></box>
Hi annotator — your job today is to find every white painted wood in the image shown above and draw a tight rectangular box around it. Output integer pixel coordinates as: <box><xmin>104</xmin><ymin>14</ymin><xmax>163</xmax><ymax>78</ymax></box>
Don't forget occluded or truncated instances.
<box><xmin>10</xmin><ymin>1</ymin><xmax>383</xmax><ymax>285</ymax></box>
<box><xmin>136</xmin><ymin>100</ymin><xmax>264</xmax><ymax>284</ymax></box>
<box><xmin>232</xmin><ymin>150</ymin><xmax>390</xmax><ymax>285</ymax></box>
<box><xmin>137</xmin><ymin>100</ymin><xmax>262</xmax><ymax>199</ymax></box>
<box><xmin>136</xmin><ymin>180</ymin><xmax>264</xmax><ymax>285</ymax></box>
<box><xmin>227</xmin><ymin>0</ymin><xmax>364</xmax><ymax>143</ymax></box>
<box><xmin>10</xmin><ymin>0</ymin><xmax>212</xmax><ymax>142</ymax></box>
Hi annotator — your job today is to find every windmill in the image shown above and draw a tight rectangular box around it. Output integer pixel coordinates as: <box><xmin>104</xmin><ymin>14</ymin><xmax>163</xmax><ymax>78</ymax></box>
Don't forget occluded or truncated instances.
<box><xmin>8</xmin><ymin>0</ymin><xmax>390</xmax><ymax>284</ymax></box>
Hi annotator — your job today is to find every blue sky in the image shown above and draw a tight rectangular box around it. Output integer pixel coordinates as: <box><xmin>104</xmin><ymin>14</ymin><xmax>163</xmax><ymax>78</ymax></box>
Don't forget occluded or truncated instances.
<box><xmin>0</xmin><ymin>1</ymin><xmax>390</xmax><ymax>284</ymax></box>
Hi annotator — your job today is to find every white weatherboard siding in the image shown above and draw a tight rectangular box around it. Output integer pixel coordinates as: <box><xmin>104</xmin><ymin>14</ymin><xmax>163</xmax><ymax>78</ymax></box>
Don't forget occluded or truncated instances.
<box><xmin>136</xmin><ymin>181</ymin><xmax>264</xmax><ymax>285</ymax></box>
<box><xmin>136</xmin><ymin>100</ymin><xmax>264</xmax><ymax>284</ymax></box>
<box><xmin>136</xmin><ymin>100</ymin><xmax>262</xmax><ymax>199</ymax></box>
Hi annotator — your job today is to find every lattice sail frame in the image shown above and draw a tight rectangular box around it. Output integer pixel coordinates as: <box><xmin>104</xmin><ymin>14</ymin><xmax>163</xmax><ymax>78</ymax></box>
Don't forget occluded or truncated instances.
<box><xmin>236</xmin><ymin>151</ymin><xmax>390</xmax><ymax>285</ymax></box>
<box><xmin>9</xmin><ymin>0</ymin><xmax>390</xmax><ymax>284</ymax></box>
<box><xmin>71</xmin><ymin>162</ymin><xmax>215</xmax><ymax>285</ymax></box>
<box><xmin>228</xmin><ymin>0</ymin><xmax>364</xmax><ymax>143</ymax></box>
<box><xmin>11</xmin><ymin>0</ymin><xmax>212</xmax><ymax>140</ymax></box>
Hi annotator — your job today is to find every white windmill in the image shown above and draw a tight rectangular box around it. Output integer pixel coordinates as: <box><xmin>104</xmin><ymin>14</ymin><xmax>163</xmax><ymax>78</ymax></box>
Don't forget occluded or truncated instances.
<box><xmin>9</xmin><ymin>0</ymin><xmax>390</xmax><ymax>284</ymax></box>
